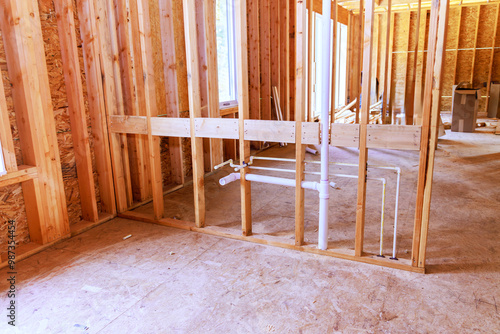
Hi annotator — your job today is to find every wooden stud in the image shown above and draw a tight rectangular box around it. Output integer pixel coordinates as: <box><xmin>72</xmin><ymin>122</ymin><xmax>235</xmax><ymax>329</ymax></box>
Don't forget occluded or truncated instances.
<box><xmin>295</xmin><ymin>0</ymin><xmax>307</xmax><ymax>246</ymax></box>
<box><xmin>136</xmin><ymin>0</ymin><xmax>164</xmax><ymax>220</ymax></box>
<box><xmin>248</xmin><ymin>0</ymin><xmax>261</xmax><ymax>126</ymax></box>
<box><xmin>204</xmin><ymin>0</ymin><xmax>223</xmax><ymax>170</ymax></box>
<box><xmin>470</xmin><ymin>5</ymin><xmax>480</xmax><ymax>85</ymax></box>
<box><xmin>452</xmin><ymin>7</ymin><xmax>462</xmax><ymax>85</ymax></box>
<box><xmin>271</xmin><ymin>0</ymin><xmax>280</xmax><ymax>120</ymax></box>
<box><xmin>412</xmin><ymin>0</ymin><xmax>442</xmax><ymax>267</ymax></box>
<box><xmin>289</xmin><ymin>0</ymin><xmax>297</xmax><ymax>122</ymax></box>
<box><xmin>356</xmin><ymin>0</ymin><xmax>364</xmax><ymax>123</ymax></box>
<box><xmin>94</xmin><ymin>0</ymin><xmax>133</xmax><ymax>211</ymax></box>
<box><xmin>413</xmin><ymin>8</ymin><xmax>428</xmax><ymax>125</ymax></box>
<box><xmin>30</xmin><ymin>0</ymin><xmax>69</xmax><ymax>234</ymax></box>
<box><xmin>129</xmin><ymin>0</ymin><xmax>153</xmax><ymax>200</ymax></box>
<box><xmin>159</xmin><ymin>0</ymin><xmax>185</xmax><ymax>185</ymax></box>
<box><xmin>114</xmin><ymin>0</ymin><xmax>149</xmax><ymax>202</ymax></box>
<box><xmin>54</xmin><ymin>0</ymin><xmax>99</xmax><ymax>222</ymax></box>
<box><xmin>77</xmin><ymin>0</ymin><xmax>117</xmax><ymax>214</ymax></box>
<box><xmin>281</xmin><ymin>0</ymin><xmax>290</xmax><ymax>121</ymax></box>
<box><xmin>0</xmin><ymin>0</ymin><xmax>70</xmax><ymax>242</ymax></box>
<box><xmin>388</xmin><ymin>12</ymin><xmax>396</xmax><ymax>124</ymax></box>
<box><xmin>350</xmin><ymin>14</ymin><xmax>360</xmax><ymax>118</ymax></box>
<box><xmin>370</xmin><ymin>13</ymin><xmax>379</xmax><ymax>106</ymax></box>
<box><xmin>355</xmin><ymin>0</ymin><xmax>375</xmax><ymax>257</ymax></box>
<box><xmin>382</xmin><ymin>1</ymin><xmax>392</xmax><ymax>124</ymax></box>
<box><xmin>307</xmin><ymin>0</ymin><xmax>314</xmax><ymax>122</ymax></box>
<box><xmin>331</xmin><ymin>0</ymin><xmax>338</xmax><ymax>118</ymax></box>
<box><xmin>485</xmin><ymin>4</ymin><xmax>499</xmax><ymax>112</ymax></box>
<box><xmin>402</xmin><ymin>12</ymin><xmax>412</xmax><ymax>124</ymax></box>
<box><xmin>406</xmin><ymin>1</ymin><xmax>422</xmax><ymax>126</ymax></box>
<box><xmin>235</xmin><ymin>0</ymin><xmax>252</xmax><ymax>236</ymax></box>
<box><xmin>260</xmin><ymin>0</ymin><xmax>272</xmax><ymax>122</ymax></box>
<box><xmin>418</xmin><ymin>0</ymin><xmax>449</xmax><ymax>268</ymax></box>
<box><xmin>345</xmin><ymin>12</ymin><xmax>353</xmax><ymax>106</ymax></box>
<box><xmin>183</xmin><ymin>0</ymin><xmax>206</xmax><ymax>228</ymax></box>
<box><xmin>194</xmin><ymin>0</ymin><xmax>211</xmax><ymax>173</ymax></box>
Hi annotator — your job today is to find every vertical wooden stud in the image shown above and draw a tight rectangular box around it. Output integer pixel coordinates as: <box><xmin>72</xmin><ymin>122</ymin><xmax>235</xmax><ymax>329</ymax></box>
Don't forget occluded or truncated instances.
<box><xmin>77</xmin><ymin>0</ymin><xmax>117</xmax><ymax>214</ymax></box>
<box><xmin>183</xmin><ymin>0</ymin><xmax>206</xmax><ymax>228</ymax></box>
<box><xmin>159</xmin><ymin>0</ymin><xmax>185</xmax><ymax>185</ymax></box>
<box><xmin>417</xmin><ymin>0</ymin><xmax>449</xmax><ymax>268</ymax></box>
<box><xmin>486</xmin><ymin>4</ymin><xmax>500</xmax><ymax>112</ymax></box>
<box><xmin>235</xmin><ymin>0</ymin><xmax>252</xmax><ymax>236</ymax></box>
<box><xmin>54</xmin><ymin>0</ymin><xmax>99</xmax><ymax>222</ymax></box>
<box><xmin>355</xmin><ymin>0</ymin><xmax>375</xmax><ymax>257</ymax></box>
<box><xmin>295</xmin><ymin>0</ymin><xmax>307</xmax><ymax>246</ymax></box>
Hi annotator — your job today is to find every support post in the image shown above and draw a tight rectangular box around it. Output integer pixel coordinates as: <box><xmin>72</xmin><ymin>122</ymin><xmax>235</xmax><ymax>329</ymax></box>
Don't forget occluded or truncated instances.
<box><xmin>295</xmin><ymin>0</ymin><xmax>307</xmax><ymax>246</ymax></box>
<box><xmin>235</xmin><ymin>0</ymin><xmax>252</xmax><ymax>236</ymax></box>
<box><xmin>183</xmin><ymin>0</ymin><xmax>206</xmax><ymax>228</ymax></box>
<box><xmin>355</xmin><ymin>0</ymin><xmax>375</xmax><ymax>257</ymax></box>
<box><xmin>54</xmin><ymin>0</ymin><xmax>99</xmax><ymax>222</ymax></box>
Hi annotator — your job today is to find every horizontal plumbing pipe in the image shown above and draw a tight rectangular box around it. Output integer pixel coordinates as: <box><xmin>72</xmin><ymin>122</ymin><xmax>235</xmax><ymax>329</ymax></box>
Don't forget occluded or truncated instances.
<box><xmin>250</xmin><ymin>156</ymin><xmax>296</xmax><ymax>163</ymax></box>
<box><xmin>249</xmin><ymin>166</ymin><xmax>296</xmax><ymax>174</ymax></box>
<box><xmin>219</xmin><ymin>172</ymin><xmax>319</xmax><ymax>191</ymax></box>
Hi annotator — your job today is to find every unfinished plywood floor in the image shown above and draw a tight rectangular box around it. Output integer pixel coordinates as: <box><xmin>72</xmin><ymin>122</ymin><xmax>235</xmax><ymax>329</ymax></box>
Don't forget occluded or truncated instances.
<box><xmin>1</xmin><ymin>130</ymin><xmax>499</xmax><ymax>333</ymax></box>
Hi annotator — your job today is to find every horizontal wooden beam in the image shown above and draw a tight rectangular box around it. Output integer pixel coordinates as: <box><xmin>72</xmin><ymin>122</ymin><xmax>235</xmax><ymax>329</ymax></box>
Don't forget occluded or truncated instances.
<box><xmin>367</xmin><ymin>124</ymin><xmax>421</xmax><ymax>150</ymax></box>
<box><xmin>331</xmin><ymin>123</ymin><xmax>360</xmax><ymax>147</ymax></box>
<box><xmin>109</xmin><ymin>115</ymin><xmax>422</xmax><ymax>149</ymax></box>
<box><xmin>0</xmin><ymin>165</ymin><xmax>37</xmax><ymax>189</ymax></box>
<box><xmin>331</xmin><ymin>124</ymin><xmax>422</xmax><ymax>150</ymax></box>
<box><xmin>109</xmin><ymin>116</ymin><xmax>321</xmax><ymax>144</ymax></box>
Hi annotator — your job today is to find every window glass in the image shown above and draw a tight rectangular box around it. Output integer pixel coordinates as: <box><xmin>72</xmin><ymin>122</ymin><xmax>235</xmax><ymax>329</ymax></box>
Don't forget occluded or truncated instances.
<box><xmin>216</xmin><ymin>0</ymin><xmax>237</xmax><ymax>104</ymax></box>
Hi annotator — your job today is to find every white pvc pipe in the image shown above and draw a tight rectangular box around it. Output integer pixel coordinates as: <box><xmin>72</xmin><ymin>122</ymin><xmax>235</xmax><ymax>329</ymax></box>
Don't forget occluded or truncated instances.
<box><xmin>391</xmin><ymin>168</ymin><xmax>401</xmax><ymax>260</ymax></box>
<box><xmin>249</xmin><ymin>166</ymin><xmax>296</xmax><ymax>174</ymax></box>
<box><xmin>317</xmin><ymin>0</ymin><xmax>332</xmax><ymax>251</ymax></box>
<box><xmin>379</xmin><ymin>179</ymin><xmax>387</xmax><ymax>257</ymax></box>
<box><xmin>219</xmin><ymin>172</ymin><xmax>319</xmax><ymax>191</ymax></box>
<box><xmin>250</xmin><ymin>156</ymin><xmax>296</xmax><ymax>163</ymax></box>
<box><xmin>305</xmin><ymin>147</ymin><xmax>318</xmax><ymax>155</ymax></box>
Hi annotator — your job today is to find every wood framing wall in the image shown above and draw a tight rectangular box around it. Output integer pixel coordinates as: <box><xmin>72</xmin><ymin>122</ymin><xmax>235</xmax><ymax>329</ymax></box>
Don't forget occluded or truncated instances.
<box><xmin>0</xmin><ymin>0</ymin><xmax>458</xmax><ymax>272</ymax></box>
<box><xmin>347</xmin><ymin>3</ymin><xmax>500</xmax><ymax>123</ymax></box>
<box><xmin>0</xmin><ymin>0</ymin><xmax>305</xmax><ymax>263</ymax></box>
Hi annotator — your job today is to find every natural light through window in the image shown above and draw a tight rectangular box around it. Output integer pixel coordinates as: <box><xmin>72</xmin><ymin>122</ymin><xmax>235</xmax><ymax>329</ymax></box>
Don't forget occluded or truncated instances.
<box><xmin>215</xmin><ymin>0</ymin><xmax>237</xmax><ymax>106</ymax></box>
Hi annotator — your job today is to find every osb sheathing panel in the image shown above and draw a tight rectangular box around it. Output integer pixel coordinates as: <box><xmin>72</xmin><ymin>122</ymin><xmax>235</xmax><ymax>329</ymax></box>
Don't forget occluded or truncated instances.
<box><xmin>455</xmin><ymin>50</ymin><xmax>474</xmax><ymax>84</ymax></box>
<box><xmin>446</xmin><ymin>7</ymin><xmax>461</xmax><ymax>50</ymax></box>
<box><xmin>458</xmin><ymin>6</ymin><xmax>478</xmax><ymax>49</ymax></box>
<box><xmin>441</xmin><ymin>52</ymin><xmax>457</xmax><ymax>110</ymax></box>
<box><xmin>0</xmin><ymin>185</ymin><xmax>29</xmax><ymax>247</ymax></box>
<box><xmin>393</xmin><ymin>12</ymin><xmax>410</xmax><ymax>52</ymax></box>
<box><xmin>392</xmin><ymin>12</ymin><xmax>410</xmax><ymax>111</ymax></box>
<box><xmin>38</xmin><ymin>0</ymin><xmax>102</xmax><ymax>225</ymax></box>
<box><xmin>476</xmin><ymin>5</ymin><xmax>497</xmax><ymax>48</ymax></box>
<box><xmin>492</xmin><ymin>50</ymin><xmax>500</xmax><ymax>82</ymax></box>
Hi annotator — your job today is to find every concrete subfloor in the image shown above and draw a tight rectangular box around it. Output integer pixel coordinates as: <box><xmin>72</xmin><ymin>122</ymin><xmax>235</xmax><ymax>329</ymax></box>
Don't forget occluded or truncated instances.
<box><xmin>1</xmin><ymin>130</ymin><xmax>499</xmax><ymax>333</ymax></box>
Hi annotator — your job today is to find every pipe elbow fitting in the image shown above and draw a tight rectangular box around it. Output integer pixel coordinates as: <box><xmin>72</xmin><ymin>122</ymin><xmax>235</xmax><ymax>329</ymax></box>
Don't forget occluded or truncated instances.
<box><xmin>219</xmin><ymin>173</ymin><xmax>240</xmax><ymax>186</ymax></box>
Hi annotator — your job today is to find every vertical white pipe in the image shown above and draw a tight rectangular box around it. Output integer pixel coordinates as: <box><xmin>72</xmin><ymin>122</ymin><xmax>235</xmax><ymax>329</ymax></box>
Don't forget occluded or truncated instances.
<box><xmin>391</xmin><ymin>169</ymin><xmax>401</xmax><ymax>259</ymax></box>
<box><xmin>318</xmin><ymin>0</ymin><xmax>332</xmax><ymax>250</ymax></box>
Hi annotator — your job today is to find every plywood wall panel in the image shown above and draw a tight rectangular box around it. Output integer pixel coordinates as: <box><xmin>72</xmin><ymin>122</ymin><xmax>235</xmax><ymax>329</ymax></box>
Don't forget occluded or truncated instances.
<box><xmin>458</xmin><ymin>6</ymin><xmax>478</xmax><ymax>49</ymax></box>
